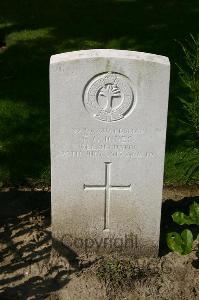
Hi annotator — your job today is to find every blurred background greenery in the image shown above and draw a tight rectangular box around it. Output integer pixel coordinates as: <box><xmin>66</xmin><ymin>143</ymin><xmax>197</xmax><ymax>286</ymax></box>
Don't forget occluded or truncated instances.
<box><xmin>0</xmin><ymin>0</ymin><xmax>198</xmax><ymax>186</ymax></box>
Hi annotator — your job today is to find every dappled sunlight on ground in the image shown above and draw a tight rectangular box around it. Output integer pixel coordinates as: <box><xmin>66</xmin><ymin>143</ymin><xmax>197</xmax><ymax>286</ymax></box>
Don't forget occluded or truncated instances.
<box><xmin>0</xmin><ymin>190</ymin><xmax>198</xmax><ymax>299</ymax></box>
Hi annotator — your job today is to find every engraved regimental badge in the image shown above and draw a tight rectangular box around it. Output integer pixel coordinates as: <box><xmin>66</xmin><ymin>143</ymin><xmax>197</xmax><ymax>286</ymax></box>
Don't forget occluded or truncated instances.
<box><xmin>83</xmin><ymin>72</ymin><xmax>135</xmax><ymax>122</ymax></box>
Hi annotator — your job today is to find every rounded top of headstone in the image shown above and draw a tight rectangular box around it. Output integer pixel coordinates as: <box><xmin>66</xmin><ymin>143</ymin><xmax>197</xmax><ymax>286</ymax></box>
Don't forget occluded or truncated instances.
<box><xmin>50</xmin><ymin>49</ymin><xmax>170</xmax><ymax>66</ymax></box>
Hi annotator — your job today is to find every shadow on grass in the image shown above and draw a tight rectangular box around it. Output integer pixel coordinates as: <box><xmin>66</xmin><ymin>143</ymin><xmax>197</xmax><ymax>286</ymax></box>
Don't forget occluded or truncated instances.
<box><xmin>0</xmin><ymin>0</ymin><xmax>198</xmax><ymax>184</ymax></box>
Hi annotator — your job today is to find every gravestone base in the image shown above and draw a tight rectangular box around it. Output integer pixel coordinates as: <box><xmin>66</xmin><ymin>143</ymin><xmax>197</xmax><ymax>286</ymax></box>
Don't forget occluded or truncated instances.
<box><xmin>53</xmin><ymin>231</ymin><xmax>159</xmax><ymax>258</ymax></box>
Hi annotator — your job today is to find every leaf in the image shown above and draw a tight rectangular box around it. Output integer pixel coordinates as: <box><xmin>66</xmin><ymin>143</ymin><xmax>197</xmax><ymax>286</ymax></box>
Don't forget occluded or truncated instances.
<box><xmin>178</xmin><ymin>97</ymin><xmax>191</xmax><ymax>106</ymax></box>
<box><xmin>185</xmin><ymin>164</ymin><xmax>199</xmax><ymax>179</ymax></box>
<box><xmin>166</xmin><ymin>232</ymin><xmax>183</xmax><ymax>254</ymax></box>
<box><xmin>181</xmin><ymin>229</ymin><xmax>193</xmax><ymax>254</ymax></box>
<box><xmin>166</xmin><ymin>230</ymin><xmax>193</xmax><ymax>255</ymax></box>
<box><xmin>189</xmin><ymin>202</ymin><xmax>199</xmax><ymax>225</ymax></box>
<box><xmin>172</xmin><ymin>202</ymin><xmax>199</xmax><ymax>225</ymax></box>
<box><xmin>172</xmin><ymin>212</ymin><xmax>191</xmax><ymax>225</ymax></box>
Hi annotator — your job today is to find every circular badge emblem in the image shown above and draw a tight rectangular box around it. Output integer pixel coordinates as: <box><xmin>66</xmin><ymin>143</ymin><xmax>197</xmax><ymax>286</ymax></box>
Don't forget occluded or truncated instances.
<box><xmin>83</xmin><ymin>72</ymin><xmax>135</xmax><ymax>122</ymax></box>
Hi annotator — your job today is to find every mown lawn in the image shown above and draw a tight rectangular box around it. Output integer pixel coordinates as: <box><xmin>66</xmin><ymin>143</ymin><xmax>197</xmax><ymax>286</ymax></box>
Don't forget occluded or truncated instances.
<box><xmin>0</xmin><ymin>0</ymin><xmax>199</xmax><ymax>185</ymax></box>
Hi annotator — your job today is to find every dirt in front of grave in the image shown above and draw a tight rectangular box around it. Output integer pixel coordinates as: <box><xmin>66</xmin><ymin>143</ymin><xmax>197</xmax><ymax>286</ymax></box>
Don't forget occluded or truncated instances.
<box><xmin>0</xmin><ymin>189</ymin><xmax>198</xmax><ymax>300</ymax></box>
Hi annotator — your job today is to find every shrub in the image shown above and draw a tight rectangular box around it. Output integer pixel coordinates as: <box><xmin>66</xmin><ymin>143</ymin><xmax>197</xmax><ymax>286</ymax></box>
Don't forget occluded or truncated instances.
<box><xmin>173</xmin><ymin>35</ymin><xmax>199</xmax><ymax>182</ymax></box>
<box><xmin>177</xmin><ymin>34</ymin><xmax>199</xmax><ymax>138</ymax></box>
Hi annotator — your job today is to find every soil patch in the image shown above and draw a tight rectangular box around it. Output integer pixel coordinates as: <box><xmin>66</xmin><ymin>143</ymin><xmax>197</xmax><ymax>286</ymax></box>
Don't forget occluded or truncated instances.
<box><xmin>0</xmin><ymin>189</ymin><xmax>198</xmax><ymax>299</ymax></box>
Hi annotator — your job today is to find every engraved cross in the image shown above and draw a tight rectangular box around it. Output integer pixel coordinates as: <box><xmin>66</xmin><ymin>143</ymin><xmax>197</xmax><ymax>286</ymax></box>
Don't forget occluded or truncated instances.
<box><xmin>83</xmin><ymin>162</ymin><xmax>131</xmax><ymax>231</ymax></box>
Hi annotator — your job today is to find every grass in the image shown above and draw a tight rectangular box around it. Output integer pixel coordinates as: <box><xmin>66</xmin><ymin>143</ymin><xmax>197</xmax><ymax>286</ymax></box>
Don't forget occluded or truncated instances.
<box><xmin>0</xmin><ymin>0</ymin><xmax>199</xmax><ymax>185</ymax></box>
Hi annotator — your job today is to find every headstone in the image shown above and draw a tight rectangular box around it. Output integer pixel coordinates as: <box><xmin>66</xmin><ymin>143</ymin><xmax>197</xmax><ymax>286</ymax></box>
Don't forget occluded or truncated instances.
<box><xmin>50</xmin><ymin>49</ymin><xmax>170</xmax><ymax>257</ymax></box>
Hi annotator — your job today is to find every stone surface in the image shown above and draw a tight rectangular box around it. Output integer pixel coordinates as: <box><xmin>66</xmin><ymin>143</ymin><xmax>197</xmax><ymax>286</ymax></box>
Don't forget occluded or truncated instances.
<box><xmin>50</xmin><ymin>49</ymin><xmax>170</xmax><ymax>257</ymax></box>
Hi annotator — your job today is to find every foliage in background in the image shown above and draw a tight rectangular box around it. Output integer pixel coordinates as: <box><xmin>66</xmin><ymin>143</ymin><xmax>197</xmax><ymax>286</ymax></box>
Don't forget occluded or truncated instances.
<box><xmin>177</xmin><ymin>34</ymin><xmax>199</xmax><ymax>138</ymax></box>
<box><xmin>0</xmin><ymin>0</ymin><xmax>199</xmax><ymax>185</ymax></box>
<box><xmin>164</xmin><ymin>148</ymin><xmax>199</xmax><ymax>185</ymax></box>
<box><xmin>167</xmin><ymin>200</ymin><xmax>199</xmax><ymax>256</ymax></box>
<box><xmin>170</xmin><ymin>35</ymin><xmax>199</xmax><ymax>183</ymax></box>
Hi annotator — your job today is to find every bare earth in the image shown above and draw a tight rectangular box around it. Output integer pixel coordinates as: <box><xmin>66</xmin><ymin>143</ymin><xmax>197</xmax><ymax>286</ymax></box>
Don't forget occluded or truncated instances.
<box><xmin>0</xmin><ymin>186</ymin><xmax>198</xmax><ymax>300</ymax></box>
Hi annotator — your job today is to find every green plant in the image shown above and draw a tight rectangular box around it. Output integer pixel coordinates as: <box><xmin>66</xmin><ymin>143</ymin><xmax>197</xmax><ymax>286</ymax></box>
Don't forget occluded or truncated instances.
<box><xmin>177</xmin><ymin>34</ymin><xmax>199</xmax><ymax>137</ymax></box>
<box><xmin>173</xmin><ymin>35</ymin><xmax>199</xmax><ymax>181</ymax></box>
<box><xmin>175</xmin><ymin>148</ymin><xmax>199</xmax><ymax>182</ymax></box>
<box><xmin>167</xmin><ymin>201</ymin><xmax>199</xmax><ymax>256</ymax></box>
<box><xmin>40</xmin><ymin>166</ymin><xmax>51</xmax><ymax>185</ymax></box>
<box><xmin>164</xmin><ymin>148</ymin><xmax>199</xmax><ymax>184</ymax></box>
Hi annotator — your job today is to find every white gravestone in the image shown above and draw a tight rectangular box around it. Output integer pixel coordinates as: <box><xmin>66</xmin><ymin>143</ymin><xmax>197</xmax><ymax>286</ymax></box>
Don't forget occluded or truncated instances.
<box><xmin>50</xmin><ymin>49</ymin><xmax>170</xmax><ymax>257</ymax></box>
